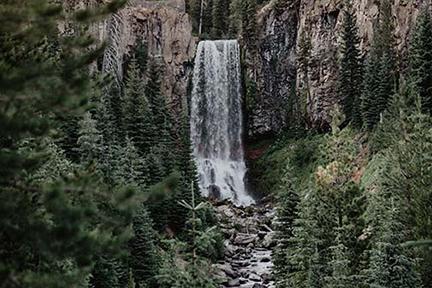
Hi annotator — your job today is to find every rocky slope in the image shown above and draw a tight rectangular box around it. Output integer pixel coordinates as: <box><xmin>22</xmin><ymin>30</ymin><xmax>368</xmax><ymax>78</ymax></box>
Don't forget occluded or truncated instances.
<box><xmin>213</xmin><ymin>202</ymin><xmax>276</xmax><ymax>288</ymax></box>
<box><xmin>248</xmin><ymin>0</ymin><xmax>423</xmax><ymax>135</ymax></box>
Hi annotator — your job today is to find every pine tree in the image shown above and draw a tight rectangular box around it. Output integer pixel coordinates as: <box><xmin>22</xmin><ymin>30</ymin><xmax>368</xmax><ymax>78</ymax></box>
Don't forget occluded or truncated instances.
<box><xmin>361</xmin><ymin>0</ymin><xmax>397</xmax><ymax>130</ymax></box>
<box><xmin>338</xmin><ymin>0</ymin><xmax>363</xmax><ymax>128</ymax></box>
<box><xmin>325</xmin><ymin>231</ymin><xmax>355</xmax><ymax>288</ymax></box>
<box><xmin>286</xmin><ymin>188</ymin><xmax>324</xmax><ymax>288</ymax></box>
<box><xmin>145</xmin><ymin>57</ymin><xmax>175</xmax><ymax>173</ymax></box>
<box><xmin>77</xmin><ymin>111</ymin><xmax>103</xmax><ymax>166</ymax></box>
<box><xmin>274</xmin><ymin>166</ymin><xmax>300</xmax><ymax>287</ymax></box>
<box><xmin>124</xmin><ymin>58</ymin><xmax>154</xmax><ymax>156</ymax></box>
<box><xmin>90</xmin><ymin>257</ymin><xmax>125</xmax><ymax>288</ymax></box>
<box><xmin>362</xmin><ymin>49</ymin><xmax>381</xmax><ymax>130</ymax></box>
<box><xmin>297</xmin><ymin>31</ymin><xmax>313</xmax><ymax>128</ymax></box>
<box><xmin>129</xmin><ymin>205</ymin><xmax>161</xmax><ymax>288</ymax></box>
<box><xmin>228</xmin><ymin>0</ymin><xmax>242</xmax><ymax>37</ymax></box>
<box><xmin>410</xmin><ymin>5</ymin><xmax>432</xmax><ymax>114</ymax></box>
<box><xmin>114</xmin><ymin>137</ymin><xmax>147</xmax><ymax>186</ymax></box>
<box><xmin>365</xmin><ymin>198</ymin><xmax>421</xmax><ymax>288</ymax></box>
<box><xmin>133</xmin><ymin>37</ymin><xmax>148</xmax><ymax>77</ymax></box>
<box><xmin>211</xmin><ymin>0</ymin><xmax>227</xmax><ymax>39</ymax></box>
<box><xmin>241</xmin><ymin>0</ymin><xmax>258</xmax><ymax>52</ymax></box>
<box><xmin>31</xmin><ymin>137</ymin><xmax>74</xmax><ymax>184</ymax></box>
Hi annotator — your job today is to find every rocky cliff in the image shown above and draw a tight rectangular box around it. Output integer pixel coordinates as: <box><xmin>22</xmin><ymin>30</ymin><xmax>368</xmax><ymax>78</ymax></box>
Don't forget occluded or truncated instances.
<box><xmin>68</xmin><ymin>0</ymin><xmax>423</xmax><ymax>137</ymax></box>
<box><xmin>66</xmin><ymin>0</ymin><xmax>197</xmax><ymax>115</ymax></box>
<box><xmin>248</xmin><ymin>0</ymin><xmax>423</xmax><ymax>136</ymax></box>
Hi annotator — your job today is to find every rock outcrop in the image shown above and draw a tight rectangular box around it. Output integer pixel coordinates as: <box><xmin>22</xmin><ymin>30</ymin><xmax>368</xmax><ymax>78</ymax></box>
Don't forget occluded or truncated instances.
<box><xmin>68</xmin><ymin>0</ymin><xmax>197</xmax><ymax>115</ymax></box>
<box><xmin>247</xmin><ymin>0</ymin><xmax>424</xmax><ymax>135</ymax></box>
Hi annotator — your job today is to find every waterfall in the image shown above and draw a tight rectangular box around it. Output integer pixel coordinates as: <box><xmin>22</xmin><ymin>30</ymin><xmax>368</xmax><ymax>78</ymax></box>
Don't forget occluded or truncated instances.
<box><xmin>190</xmin><ymin>40</ymin><xmax>255</xmax><ymax>206</ymax></box>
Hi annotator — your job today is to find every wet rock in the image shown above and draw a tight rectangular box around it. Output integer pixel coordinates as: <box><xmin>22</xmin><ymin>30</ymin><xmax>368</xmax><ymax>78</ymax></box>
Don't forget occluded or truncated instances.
<box><xmin>249</xmin><ymin>273</ymin><xmax>261</xmax><ymax>282</ymax></box>
<box><xmin>234</xmin><ymin>234</ymin><xmax>257</xmax><ymax>246</ymax></box>
<box><xmin>227</xmin><ymin>278</ymin><xmax>240</xmax><ymax>287</ymax></box>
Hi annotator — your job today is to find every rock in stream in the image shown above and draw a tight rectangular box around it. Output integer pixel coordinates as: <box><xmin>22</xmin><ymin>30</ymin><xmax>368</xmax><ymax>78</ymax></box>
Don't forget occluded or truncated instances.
<box><xmin>212</xmin><ymin>201</ymin><xmax>276</xmax><ymax>288</ymax></box>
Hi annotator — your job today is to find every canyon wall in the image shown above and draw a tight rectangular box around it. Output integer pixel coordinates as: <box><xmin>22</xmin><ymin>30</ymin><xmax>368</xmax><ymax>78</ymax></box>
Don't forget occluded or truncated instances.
<box><xmin>65</xmin><ymin>0</ymin><xmax>197</xmax><ymax>115</ymax></box>
<box><xmin>248</xmin><ymin>0</ymin><xmax>424</xmax><ymax>136</ymax></box>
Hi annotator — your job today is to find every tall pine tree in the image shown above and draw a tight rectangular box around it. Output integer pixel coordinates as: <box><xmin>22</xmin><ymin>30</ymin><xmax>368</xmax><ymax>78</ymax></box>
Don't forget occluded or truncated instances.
<box><xmin>338</xmin><ymin>0</ymin><xmax>363</xmax><ymax>128</ymax></box>
<box><xmin>129</xmin><ymin>205</ymin><xmax>161</xmax><ymax>288</ymax></box>
<box><xmin>410</xmin><ymin>5</ymin><xmax>432</xmax><ymax>114</ymax></box>
<box><xmin>361</xmin><ymin>0</ymin><xmax>397</xmax><ymax>130</ymax></box>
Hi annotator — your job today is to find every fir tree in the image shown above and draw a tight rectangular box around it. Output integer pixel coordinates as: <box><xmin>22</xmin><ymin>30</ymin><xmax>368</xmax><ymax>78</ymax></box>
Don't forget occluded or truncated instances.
<box><xmin>211</xmin><ymin>0</ymin><xmax>228</xmax><ymax>39</ymax></box>
<box><xmin>114</xmin><ymin>137</ymin><xmax>147</xmax><ymax>186</ymax></box>
<box><xmin>361</xmin><ymin>49</ymin><xmax>381</xmax><ymax>130</ymax></box>
<box><xmin>361</xmin><ymin>0</ymin><xmax>397</xmax><ymax>130</ymax></box>
<box><xmin>133</xmin><ymin>37</ymin><xmax>148</xmax><ymax>77</ymax></box>
<box><xmin>297</xmin><ymin>31</ymin><xmax>313</xmax><ymax>128</ymax></box>
<box><xmin>129</xmin><ymin>205</ymin><xmax>161</xmax><ymax>288</ymax></box>
<box><xmin>90</xmin><ymin>257</ymin><xmax>125</xmax><ymax>288</ymax></box>
<box><xmin>325</xmin><ymin>231</ymin><xmax>355</xmax><ymax>288</ymax></box>
<box><xmin>338</xmin><ymin>0</ymin><xmax>363</xmax><ymax>128</ymax></box>
<box><xmin>241</xmin><ymin>0</ymin><xmax>258</xmax><ymax>52</ymax></box>
<box><xmin>124</xmin><ymin>58</ymin><xmax>154</xmax><ymax>156</ymax></box>
<box><xmin>145</xmin><ymin>57</ymin><xmax>175</xmax><ymax>173</ymax></box>
<box><xmin>365</xmin><ymin>198</ymin><xmax>421</xmax><ymax>288</ymax></box>
<box><xmin>274</xmin><ymin>166</ymin><xmax>300</xmax><ymax>287</ymax></box>
<box><xmin>77</xmin><ymin>111</ymin><xmax>103</xmax><ymax>166</ymax></box>
<box><xmin>410</xmin><ymin>6</ymin><xmax>432</xmax><ymax>114</ymax></box>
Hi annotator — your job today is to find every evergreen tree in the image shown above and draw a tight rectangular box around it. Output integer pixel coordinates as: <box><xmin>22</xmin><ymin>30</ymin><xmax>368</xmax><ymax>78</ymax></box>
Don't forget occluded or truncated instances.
<box><xmin>145</xmin><ymin>57</ymin><xmax>175</xmax><ymax>173</ymax></box>
<box><xmin>228</xmin><ymin>0</ymin><xmax>242</xmax><ymax>37</ymax></box>
<box><xmin>0</xmin><ymin>1</ymin><xmax>132</xmax><ymax>286</ymax></box>
<box><xmin>361</xmin><ymin>0</ymin><xmax>397</xmax><ymax>130</ymax></box>
<box><xmin>211</xmin><ymin>0</ymin><xmax>228</xmax><ymax>39</ymax></box>
<box><xmin>124</xmin><ymin>58</ymin><xmax>154</xmax><ymax>156</ymax></box>
<box><xmin>297</xmin><ymin>31</ymin><xmax>313</xmax><ymax>128</ymax></box>
<box><xmin>129</xmin><ymin>205</ymin><xmax>161</xmax><ymax>288</ymax></box>
<box><xmin>241</xmin><ymin>0</ymin><xmax>258</xmax><ymax>52</ymax></box>
<box><xmin>285</xmin><ymin>188</ymin><xmax>323</xmax><ymax>288</ymax></box>
<box><xmin>31</xmin><ymin>137</ymin><xmax>74</xmax><ymax>184</ymax></box>
<box><xmin>274</xmin><ymin>166</ymin><xmax>300</xmax><ymax>287</ymax></box>
<box><xmin>362</xmin><ymin>49</ymin><xmax>381</xmax><ymax>130</ymax></box>
<box><xmin>338</xmin><ymin>0</ymin><xmax>363</xmax><ymax>128</ymax></box>
<box><xmin>90</xmin><ymin>257</ymin><xmax>126</xmax><ymax>288</ymax></box>
<box><xmin>133</xmin><ymin>37</ymin><xmax>148</xmax><ymax>77</ymax></box>
<box><xmin>77</xmin><ymin>111</ymin><xmax>103</xmax><ymax>166</ymax></box>
<box><xmin>410</xmin><ymin>6</ymin><xmax>432</xmax><ymax>114</ymax></box>
<box><xmin>365</xmin><ymin>198</ymin><xmax>421</xmax><ymax>288</ymax></box>
<box><xmin>114</xmin><ymin>137</ymin><xmax>147</xmax><ymax>186</ymax></box>
<box><xmin>325</xmin><ymin>231</ymin><xmax>355</xmax><ymax>288</ymax></box>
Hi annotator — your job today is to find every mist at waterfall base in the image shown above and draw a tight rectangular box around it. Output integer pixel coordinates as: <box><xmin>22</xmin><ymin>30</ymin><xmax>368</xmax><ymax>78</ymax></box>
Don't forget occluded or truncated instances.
<box><xmin>190</xmin><ymin>40</ymin><xmax>255</xmax><ymax>207</ymax></box>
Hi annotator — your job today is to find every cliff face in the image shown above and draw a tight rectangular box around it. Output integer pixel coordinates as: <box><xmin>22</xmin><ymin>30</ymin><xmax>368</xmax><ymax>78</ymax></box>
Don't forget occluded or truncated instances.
<box><xmin>249</xmin><ymin>0</ymin><xmax>423</xmax><ymax>136</ymax></box>
<box><xmin>68</xmin><ymin>0</ymin><xmax>197</xmax><ymax>115</ymax></box>
<box><xmin>246</xmin><ymin>1</ymin><xmax>300</xmax><ymax>138</ymax></box>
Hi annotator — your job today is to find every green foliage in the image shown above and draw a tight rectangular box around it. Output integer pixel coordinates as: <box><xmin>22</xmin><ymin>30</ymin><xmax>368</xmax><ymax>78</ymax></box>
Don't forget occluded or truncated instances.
<box><xmin>241</xmin><ymin>0</ymin><xmax>258</xmax><ymax>52</ymax></box>
<box><xmin>129</xmin><ymin>205</ymin><xmax>161</xmax><ymax>288</ymax></box>
<box><xmin>123</xmin><ymin>58</ymin><xmax>154</xmax><ymax>157</ymax></box>
<box><xmin>410</xmin><ymin>6</ymin><xmax>432</xmax><ymax>115</ymax></box>
<box><xmin>297</xmin><ymin>31</ymin><xmax>313</xmax><ymax>128</ymax></box>
<box><xmin>211</xmin><ymin>0</ymin><xmax>229</xmax><ymax>39</ymax></box>
<box><xmin>361</xmin><ymin>0</ymin><xmax>397</xmax><ymax>130</ymax></box>
<box><xmin>338</xmin><ymin>0</ymin><xmax>363</xmax><ymax>128</ymax></box>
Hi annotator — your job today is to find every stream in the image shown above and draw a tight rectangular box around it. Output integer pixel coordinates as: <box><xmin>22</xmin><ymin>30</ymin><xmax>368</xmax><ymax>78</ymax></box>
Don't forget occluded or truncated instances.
<box><xmin>213</xmin><ymin>201</ymin><xmax>276</xmax><ymax>288</ymax></box>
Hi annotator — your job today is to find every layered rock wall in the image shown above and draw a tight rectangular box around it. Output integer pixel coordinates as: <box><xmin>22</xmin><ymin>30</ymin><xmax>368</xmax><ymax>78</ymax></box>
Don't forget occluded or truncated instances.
<box><xmin>68</xmin><ymin>0</ymin><xmax>197</xmax><ymax>115</ymax></box>
<box><xmin>248</xmin><ymin>0</ymin><xmax>425</xmax><ymax>136</ymax></box>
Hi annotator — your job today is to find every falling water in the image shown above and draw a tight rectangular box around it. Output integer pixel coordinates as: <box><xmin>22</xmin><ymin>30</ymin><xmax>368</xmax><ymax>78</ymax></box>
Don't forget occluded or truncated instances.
<box><xmin>190</xmin><ymin>40</ymin><xmax>255</xmax><ymax>206</ymax></box>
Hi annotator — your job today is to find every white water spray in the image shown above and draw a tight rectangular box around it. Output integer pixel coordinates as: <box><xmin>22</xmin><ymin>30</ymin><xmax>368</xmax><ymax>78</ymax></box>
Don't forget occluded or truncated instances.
<box><xmin>190</xmin><ymin>40</ymin><xmax>255</xmax><ymax>206</ymax></box>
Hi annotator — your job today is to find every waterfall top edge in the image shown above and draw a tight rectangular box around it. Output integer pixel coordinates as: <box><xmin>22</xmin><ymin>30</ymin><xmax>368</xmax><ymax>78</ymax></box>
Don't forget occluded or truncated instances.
<box><xmin>198</xmin><ymin>39</ymin><xmax>239</xmax><ymax>44</ymax></box>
